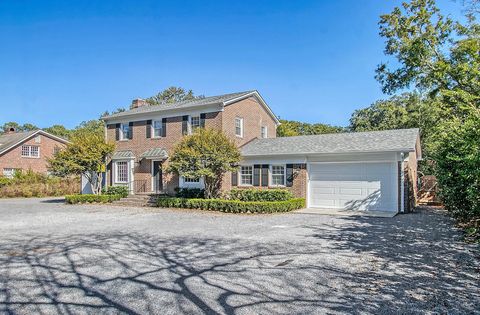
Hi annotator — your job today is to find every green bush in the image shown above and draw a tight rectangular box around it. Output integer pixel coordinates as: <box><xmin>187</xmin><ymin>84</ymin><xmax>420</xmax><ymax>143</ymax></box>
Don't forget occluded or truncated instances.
<box><xmin>228</xmin><ymin>188</ymin><xmax>294</xmax><ymax>202</ymax></box>
<box><xmin>65</xmin><ymin>194</ymin><xmax>122</xmax><ymax>204</ymax></box>
<box><xmin>102</xmin><ymin>185</ymin><xmax>129</xmax><ymax>198</ymax></box>
<box><xmin>174</xmin><ymin>187</ymin><xmax>205</xmax><ymax>199</ymax></box>
<box><xmin>434</xmin><ymin>114</ymin><xmax>480</xmax><ymax>223</ymax></box>
<box><xmin>157</xmin><ymin>197</ymin><xmax>305</xmax><ymax>213</ymax></box>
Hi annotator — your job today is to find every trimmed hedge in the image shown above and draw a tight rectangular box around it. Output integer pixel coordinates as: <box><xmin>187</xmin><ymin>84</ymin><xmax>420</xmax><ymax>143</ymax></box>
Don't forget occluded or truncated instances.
<box><xmin>157</xmin><ymin>197</ymin><xmax>305</xmax><ymax>213</ymax></box>
<box><xmin>228</xmin><ymin>188</ymin><xmax>294</xmax><ymax>202</ymax></box>
<box><xmin>174</xmin><ymin>187</ymin><xmax>205</xmax><ymax>199</ymax></box>
<box><xmin>102</xmin><ymin>186</ymin><xmax>129</xmax><ymax>198</ymax></box>
<box><xmin>65</xmin><ymin>194</ymin><xmax>122</xmax><ymax>204</ymax></box>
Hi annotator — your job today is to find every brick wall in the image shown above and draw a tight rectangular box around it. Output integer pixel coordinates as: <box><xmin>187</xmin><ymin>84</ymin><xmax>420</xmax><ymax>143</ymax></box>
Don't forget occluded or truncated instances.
<box><xmin>105</xmin><ymin>97</ymin><xmax>277</xmax><ymax>194</ymax></box>
<box><xmin>221</xmin><ymin>164</ymin><xmax>307</xmax><ymax>199</ymax></box>
<box><xmin>222</xmin><ymin>96</ymin><xmax>277</xmax><ymax>146</ymax></box>
<box><xmin>0</xmin><ymin>134</ymin><xmax>67</xmax><ymax>174</ymax></box>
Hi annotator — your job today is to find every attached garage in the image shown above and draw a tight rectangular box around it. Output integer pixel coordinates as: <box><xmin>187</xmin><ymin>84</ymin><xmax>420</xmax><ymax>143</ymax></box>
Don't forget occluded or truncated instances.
<box><xmin>308</xmin><ymin>162</ymin><xmax>397</xmax><ymax>212</ymax></box>
<box><xmin>240</xmin><ymin>128</ymin><xmax>422</xmax><ymax>215</ymax></box>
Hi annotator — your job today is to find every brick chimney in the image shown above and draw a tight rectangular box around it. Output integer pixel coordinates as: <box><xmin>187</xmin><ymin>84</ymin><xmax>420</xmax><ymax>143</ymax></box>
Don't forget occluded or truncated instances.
<box><xmin>130</xmin><ymin>98</ymin><xmax>148</xmax><ymax>109</ymax></box>
<box><xmin>5</xmin><ymin>126</ymin><xmax>16</xmax><ymax>134</ymax></box>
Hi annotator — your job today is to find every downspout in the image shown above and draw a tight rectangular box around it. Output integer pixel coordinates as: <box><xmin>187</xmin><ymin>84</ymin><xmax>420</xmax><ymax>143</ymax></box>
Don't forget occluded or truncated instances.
<box><xmin>400</xmin><ymin>152</ymin><xmax>405</xmax><ymax>213</ymax></box>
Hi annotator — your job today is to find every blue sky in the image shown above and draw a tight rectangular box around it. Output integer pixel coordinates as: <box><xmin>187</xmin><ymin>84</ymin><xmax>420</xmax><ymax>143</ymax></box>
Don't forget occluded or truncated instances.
<box><xmin>0</xmin><ymin>0</ymin><xmax>465</xmax><ymax>129</ymax></box>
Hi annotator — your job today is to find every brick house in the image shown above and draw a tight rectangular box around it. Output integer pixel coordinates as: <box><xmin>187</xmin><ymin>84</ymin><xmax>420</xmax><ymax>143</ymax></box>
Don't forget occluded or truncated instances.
<box><xmin>102</xmin><ymin>90</ymin><xmax>421</xmax><ymax>214</ymax></box>
<box><xmin>0</xmin><ymin>128</ymin><xmax>69</xmax><ymax>178</ymax></box>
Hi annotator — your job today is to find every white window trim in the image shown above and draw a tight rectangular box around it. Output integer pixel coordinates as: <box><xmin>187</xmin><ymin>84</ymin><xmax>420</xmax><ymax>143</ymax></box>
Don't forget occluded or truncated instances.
<box><xmin>189</xmin><ymin>115</ymin><xmax>201</xmax><ymax>135</ymax></box>
<box><xmin>179</xmin><ymin>175</ymin><xmax>204</xmax><ymax>188</ymax></box>
<box><xmin>261</xmin><ymin>126</ymin><xmax>268</xmax><ymax>139</ymax></box>
<box><xmin>120</xmin><ymin>123</ymin><xmax>131</xmax><ymax>141</ymax></box>
<box><xmin>238</xmin><ymin>165</ymin><xmax>253</xmax><ymax>186</ymax></box>
<box><xmin>21</xmin><ymin>145</ymin><xmax>40</xmax><ymax>159</ymax></box>
<box><xmin>235</xmin><ymin>117</ymin><xmax>244</xmax><ymax>138</ymax></box>
<box><xmin>3</xmin><ymin>168</ymin><xmax>20</xmax><ymax>179</ymax></box>
<box><xmin>114</xmin><ymin>160</ymin><xmax>129</xmax><ymax>184</ymax></box>
<box><xmin>270</xmin><ymin>164</ymin><xmax>286</xmax><ymax>187</ymax></box>
<box><xmin>152</xmin><ymin>120</ymin><xmax>163</xmax><ymax>138</ymax></box>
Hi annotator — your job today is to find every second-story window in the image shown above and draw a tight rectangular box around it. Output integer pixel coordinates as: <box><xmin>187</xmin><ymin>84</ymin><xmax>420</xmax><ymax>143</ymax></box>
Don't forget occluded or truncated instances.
<box><xmin>190</xmin><ymin>116</ymin><xmax>200</xmax><ymax>133</ymax></box>
<box><xmin>121</xmin><ymin>123</ymin><xmax>131</xmax><ymax>140</ymax></box>
<box><xmin>261</xmin><ymin>126</ymin><xmax>268</xmax><ymax>139</ymax></box>
<box><xmin>235</xmin><ymin>117</ymin><xmax>243</xmax><ymax>137</ymax></box>
<box><xmin>21</xmin><ymin>145</ymin><xmax>40</xmax><ymax>158</ymax></box>
<box><xmin>153</xmin><ymin>120</ymin><xmax>162</xmax><ymax>138</ymax></box>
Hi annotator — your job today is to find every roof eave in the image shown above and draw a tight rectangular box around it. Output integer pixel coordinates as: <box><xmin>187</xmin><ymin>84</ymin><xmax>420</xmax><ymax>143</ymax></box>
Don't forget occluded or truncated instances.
<box><xmin>241</xmin><ymin>147</ymin><xmax>417</xmax><ymax>158</ymax></box>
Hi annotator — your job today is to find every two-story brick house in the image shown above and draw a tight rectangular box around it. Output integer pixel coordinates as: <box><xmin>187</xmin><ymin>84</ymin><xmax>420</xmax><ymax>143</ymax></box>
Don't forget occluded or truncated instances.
<box><xmin>102</xmin><ymin>91</ymin><xmax>280</xmax><ymax>195</ymax></box>
<box><xmin>103</xmin><ymin>90</ymin><xmax>421</xmax><ymax>214</ymax></box>
<box><xmin>0</xmin><ymin>128</ymin><xmax>69</xmax><ymax>178</ymax></box>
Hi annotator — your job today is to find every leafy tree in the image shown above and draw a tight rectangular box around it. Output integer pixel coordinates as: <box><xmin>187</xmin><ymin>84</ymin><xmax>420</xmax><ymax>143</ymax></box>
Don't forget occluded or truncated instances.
<box><xmin>146</xmin><ymin>86</ymin><xmax>203</xmax><ymax>105</ymax></box>
<box><xmin>277</xmin><ymin>120</ymin><xmax>343</xmax><ymax>137</ymax></box>
<box><xmin>168</xmin><ymin>128</ymin><xmax>241</xmax><ymax>199</ymax></box>
<box><xmin>433</xmin><ymin>110</ymin><xmax>480</xmax><ymax>222</ymax></box>
<box><xmin>43</xmin><ymin>125</ymin><xmax>71</xmax><ymax>139</ymax></box>
<box><xmin>72</xmin><ymin>120</ymin><xmax>104</xmax><ymax>138</ymax></box>
<box><xmin>48</xmin><ymin>126</ymin><xmax>115</xmax><ymax>195</ymax></box>
<box><xmin>1</xmin><ymin>122</ymin><xmax>38</xmax><ymax>133</ymax></box>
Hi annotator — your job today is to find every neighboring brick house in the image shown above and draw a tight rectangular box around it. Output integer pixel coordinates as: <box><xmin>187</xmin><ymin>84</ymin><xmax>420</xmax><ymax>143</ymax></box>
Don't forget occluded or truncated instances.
<box><xmin>0</xmin><ymin>128</ymin><xmax>69</xmax><ymax>178</ymax></box>
<box><xmin>102</xmin><ymin>90</ymin><xmax>421</xmax><ymax>214</ymax></box>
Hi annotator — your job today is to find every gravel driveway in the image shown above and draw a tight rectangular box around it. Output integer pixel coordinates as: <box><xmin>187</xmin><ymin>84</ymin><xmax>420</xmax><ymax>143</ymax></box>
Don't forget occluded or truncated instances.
<box><xmin>0</xmin><ymin>198</ymin><xmax>478</xmax><ymax>315</ymax></box>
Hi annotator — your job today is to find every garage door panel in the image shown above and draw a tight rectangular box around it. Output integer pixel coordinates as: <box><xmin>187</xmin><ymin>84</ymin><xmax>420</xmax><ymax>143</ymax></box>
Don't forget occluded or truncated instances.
<box><xmin>309</xmin><ymin>163</ymin><xmax>396</xmax><ymax>212</ymax></box>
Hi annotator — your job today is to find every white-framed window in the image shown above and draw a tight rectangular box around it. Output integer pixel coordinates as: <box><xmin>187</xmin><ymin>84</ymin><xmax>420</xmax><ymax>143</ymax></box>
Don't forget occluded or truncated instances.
<box><xmin>21</xmin><ymin>145</ymin><xmax>40</xmax><ymax>158</ymax></box>
<box><xmin>235</xmin><ymin>117</ymin><xmax>243</xmax><ymax>137</ymax></box>
<box><xmin>271</xmin><ymin>165</ymin><xmax>286</xmax><ymax>186</ymax></box>
<box><xmin>183</xmin><ymin>177</ymin><xmax>200</xmax><ymax>183</ymax></box>
<box><xmin>3</xmin><ymin>168</ymin><xmax>20</xmax><ymax>178</ymax></box>
<box><xmin>115</xmin><ymin>161</ymin><xmax>129</xmax><ymax>183</ymax></box>
<box><xmin>121</xmin><ymin>123</ymin><xmax>131</xmax><ymax>140</ymax></box>
<box><xmin>261</xmin><ymin>126</ymin><xmax>268</xmax><ymax>139</ymax></box>
<box><xmin>240</xmin><ymin>165</ymin><xmax>253</xmax><ymax>186</ymax></box>
<box><xmin>152</xmin><ymin>120</ymin><xmax>163</xmax><ymax>138</ymax></box>
<box><xmin>190</xmin><ymin>116</ymin><xmax>200</xmax><ymax>133</ymax></box>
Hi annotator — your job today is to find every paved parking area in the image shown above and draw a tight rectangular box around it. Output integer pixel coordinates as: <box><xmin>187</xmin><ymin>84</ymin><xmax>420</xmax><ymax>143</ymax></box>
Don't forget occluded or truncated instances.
<box><xmin>0</xmin><ymin>198</ymin><xmax>478</xmax><ymax>314</ymax></box>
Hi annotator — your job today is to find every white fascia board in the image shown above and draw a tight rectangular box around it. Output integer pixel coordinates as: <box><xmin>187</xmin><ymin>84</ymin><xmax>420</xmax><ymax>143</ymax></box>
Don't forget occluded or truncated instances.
<box><xmin>0</xmin><ymin>130</ymin><xmax>70</xmax><ymax>156</ymax></box>
<box><xmin>223</xmin><ymin>91</ymin><xmax>281</xmax><ymax>126</ymax></box>
<box><xmin>103</xmin><ymin>103</ymin><xmax>223</xmax><ymax>124</ymax></box>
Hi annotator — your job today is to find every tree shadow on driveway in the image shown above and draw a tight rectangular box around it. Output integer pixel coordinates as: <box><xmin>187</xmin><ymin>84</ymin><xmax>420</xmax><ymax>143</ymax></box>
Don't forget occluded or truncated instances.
<box><xmin>0</xmin><ymin>207</ymin><xmax>478</xmax><ymax>314</ymax></box>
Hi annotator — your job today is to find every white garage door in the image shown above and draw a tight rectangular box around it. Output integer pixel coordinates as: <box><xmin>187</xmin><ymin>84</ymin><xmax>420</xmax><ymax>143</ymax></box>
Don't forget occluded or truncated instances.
<box><xmin>309</xmin><ymin>162</ymin><xmax>397</xmax><ymax>211</ymax></box>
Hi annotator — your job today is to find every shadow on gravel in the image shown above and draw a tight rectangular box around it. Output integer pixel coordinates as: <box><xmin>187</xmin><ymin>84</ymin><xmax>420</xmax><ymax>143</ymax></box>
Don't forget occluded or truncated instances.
<box><xmin>0</xmin><ymin>207</ymin><xmax>478</xmax><ymax>314</ymax></box>
<box><xmin>40</xmin><ymin>198</ymin><xmax>65</xmax><ymax>204</ymax></box>
<box><xmin>306</xmin><ymin>206</ymin><xmax>480</xmax><ymax>314</ymax></box>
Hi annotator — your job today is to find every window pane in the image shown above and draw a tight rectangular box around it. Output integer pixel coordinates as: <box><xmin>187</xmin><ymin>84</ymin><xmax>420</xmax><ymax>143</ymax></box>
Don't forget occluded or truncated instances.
<box><xmin>21</xmin><ymin>145</ymin><xmax>29</xmax><ymax>157</ymax></box>
<box><xmin>116</xmin><ymin>162</ymin><xmax>128</xmax><ymax>183</ymax></box>
<box><xmin>122</xmin><ymin>124</ymin><xmax>131</xmax><ymax>139</ymax></box>
<box><xmin>31</xmin><ymin>146</ymin><xmax>39</xmax><ymax>157</ymax></box>
<box><xmin>240</xmin><ymin>166</ymin><xmax>252</xmax><ymax>185</ymax></box>
<box><xmin>271</xmin><ymin>166</ymin><xmax>285</xmax><ymax>186</ymax></box>
<box><xmin>184</xmin><ymin>177</ymin><xmax>200</xmax><ymax>183</ymax></box>
<box><xmin>235</xmin><ymin>118</ymin><xmax>243</xmax><ymax>136</ymax></box>
<box><xmin>191</xmin><ymin>116</ymin><xmax>200</xmax><ymax>131</ymax></box>
<box><xmin>153</xmin><ymin>121</ymin><xmax>162</xmax><ymax>137</ymax></box>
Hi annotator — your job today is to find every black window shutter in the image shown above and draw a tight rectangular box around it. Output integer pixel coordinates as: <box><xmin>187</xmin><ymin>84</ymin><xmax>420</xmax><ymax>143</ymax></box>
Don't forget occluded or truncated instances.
<box><xmin>115</xmin><ymin>123</ymin><xmax>120</xmax><ymax>141</ymax></box>
<box><xmin>200</xmin><ymin>113</ymin><xmax>206</xmax><ymax>128</ymax></box>
<box><xmin>253</xmin><ymin>165</ymin><xmax>261</xmax><ymax>186</ymax></box>
<box><xmin>231</xmin><ymin>171</ymin><xmax>238</xmax><ymax>186</ymax></box>
<box><xmin>107</xmin><ymin>162</ymin><xmax>112</xmax><ymax>185</ymax></box>
<box><xmin>128</xmin><ymin>122</ymin><xmax>134</xmax><ymax>139</ymax></box>
<box><xmin>182</xmin><ymin>116</ymin><xmax>189</xmax><ymax>135</ymax></box>
<box><xmin>286</xmin><ymin>164</ymin><xmax>294</xmax><ymax>187</ymax></box>
<box><xmin>146</xmin><ymin>120</ymin><xmax>152</xmax><ymax>138</ymax></box>
<box><xmin>261</xmin><ymin>164</ymin><xmax>269</xmax><ymax>187</ymax></box>
<box><xmin>162</xmin><ymin>118</ymin><xmax>167</xmax><ymax>137</ymax></box>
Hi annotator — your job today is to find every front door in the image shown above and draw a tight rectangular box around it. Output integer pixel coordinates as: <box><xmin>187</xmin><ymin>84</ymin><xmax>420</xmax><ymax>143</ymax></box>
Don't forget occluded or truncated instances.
<box><xmin>152</xmin><ymin>161</ymin><xmax>163</xmax><ymax>193</ymax></box>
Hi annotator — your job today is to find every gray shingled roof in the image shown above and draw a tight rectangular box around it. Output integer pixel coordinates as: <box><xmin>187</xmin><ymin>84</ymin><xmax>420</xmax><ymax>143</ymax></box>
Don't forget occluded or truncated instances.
<box><xmin>241</xmin><ymin>129</ymin><xmax>420</xmax><ymax>156</ymax></box>
<box><xmin>0</xmin><ymin>130</ymin><xmax>38</xmax><ymax>154</ymax></box>
<box><xmin>103</xmin><ymin>91</ymin><xmax>256</xmax><ymax>120</ymax></box>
